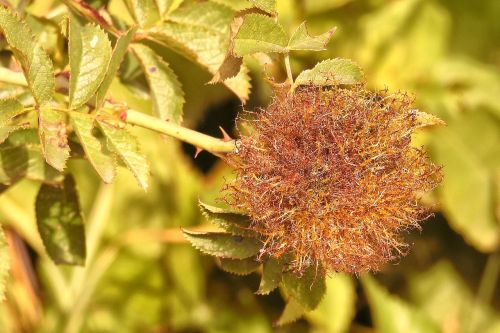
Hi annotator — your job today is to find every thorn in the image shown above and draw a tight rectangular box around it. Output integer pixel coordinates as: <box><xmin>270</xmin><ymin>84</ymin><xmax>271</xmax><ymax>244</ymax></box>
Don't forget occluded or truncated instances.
<box><xmin>219</xmin><ymin>126</ymin><xmax>232</xmax><ymax>141</ymax></box>
<box><xmin>194</xmin><ymin>147</ymin><xmax>203</xmax><ymax>158</ymax></box>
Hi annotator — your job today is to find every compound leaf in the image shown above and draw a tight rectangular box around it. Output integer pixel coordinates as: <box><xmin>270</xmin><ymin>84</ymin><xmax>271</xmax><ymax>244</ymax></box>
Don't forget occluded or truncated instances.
<box><xmin>97</xmin><ymin>120</ymin><xmax>149</xmax><ymax>190</ymax></box>
<box><xmin>124</xmin><ymin>0</ymin><xmax>159</xmax><ymax>27</ymax></box>
<box><xmin>233</xmin><ymin>13</ymin><xmax>287</xmax><ymax>56</ymax></box>
<box><xmin>288</xmin><ymin>22</ymin><xmax>336</xmax><ymax>51</ymax></box>
<box><xmin>0</xmin><ymin>98</ymin><xmax>24</xmax><ymax>126</ymax></box>
<box><xmin>294</xmin><ymin>58</ymin><xmax>364</xmax><ymax>87</ymax></box>
<box><xmin>0</xmin><ymin>6</ymin><xmax>54</xmax><ymax>105</ymax></box>
<box><xmin>183</xmin><ymin>230</ymin><xmax>261</xmax><ymax>259</ymax></box>
<box><xmin>276</xmin><ymin>298</ymin><xmax>306</xmax><ymax>326</ymax></box>
<box><xmin>69</xmin><ymin>20</ymin><xmax>112</xmax><ymax>109</ymax></box>
<box><xmin>218</xmin><ymin>257</ymin><xmax>260</xmax><ymax>275</ymax></box>
<box><xmin>198</xmin><ymin>201</ymin><xmax>256</xmax><ymax>237</ymax></box>
<box><xmin>38</xmin><ymin>107</ymin><xmax>70</xmax><ymax>171</ymax></box>
<box><xmin>35</xmin><ymin>175</ymin><xmax>86</xmax><ymax>265</ymax></box>
<box><xmin>132</xmin><ymin>44</ymin><xmax>184</xmax><ymax>123</ymax></box>
<box><xmin>70</xmin><ymin>112</ymin><xmax>115</xmax><ymax>183</ymax></box>
<box><xmin>257</xmin><ymin>256</ymin><xmax>282</xmax><ymax>295</ymax></box>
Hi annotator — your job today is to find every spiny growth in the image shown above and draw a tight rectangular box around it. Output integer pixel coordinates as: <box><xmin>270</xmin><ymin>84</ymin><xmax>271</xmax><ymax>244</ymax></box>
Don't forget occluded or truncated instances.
<box><xmin>224</xmin><ymin>86</ymin><xmax>442</xmax><ymax>274</ymax></box>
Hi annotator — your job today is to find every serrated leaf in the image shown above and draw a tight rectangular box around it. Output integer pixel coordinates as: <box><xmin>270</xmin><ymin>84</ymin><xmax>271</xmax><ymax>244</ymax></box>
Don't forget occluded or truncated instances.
<box><xmin>0</xmin><ymin>123</ymin><xmax>30</xmax><ymax>145</ymax></box>
<box><xmin>276</xmin><ymin>298</ymin><xmax>306</xmax><ymax>326</ymax></box>
<box><xmin>257</xmin><ymin>256</ymin><xmax>282</xmax><ymax>295</ymax></box>
<box><xmin>183</xmin><ymin>230</ymin><xmax>262</xmax><ymax>259</ymax></box>
<box><xmin>35</xmin><ymin>175</ymin><xmax>86</xmax><ymax>265</ymax></box>
<box><xmin>95</xmin><ymin>27</ymin><xmax>137</xmax><ymax>110</ymax></box>
<box><xmin>0</xmin><ymin>226</ymin><xmax>10</xmax><ymax>301</ymax></box>
<box><xmin>69</xmin><ymin>20</ymin><xmax>112</xmax><ymax>109</ymax></box>
<box><xmin>38</xmin><ymin>107</ymin><xmax>70</xmax><ymax>171</ymax></box>
<box><xmin>248</xmin><ymin>0</ymin><xmax>276</xmax><ymax>15</ymax></box>
<box><xmin>361</xmin><ymin>275</ymin><xmax>441</xmax><ymax>333</ymax></box>
<box><xmin>198</xmin><ymin>201</ymin><xmax>256</xmax><ymax>237</ymax></box>
<box><xmin>0</xmin><ymin>129</ymin><xmax>62</xmax><ymax>184</ymax></box>
<box><xmin>282</xmin><ymin>266</ymin><xmax>326</xmax><ymax>310</ymax></box>
<box><xmin>414</xmin><ymin>109</ymin><xmax>446</xmax><ymax>129</ymax></box>
<box><xmin>147</xmin><ymin>1</ymin><xmax>251</xmax><ymax>101</ymax></box>
<box><xmin>0</xmin><ymin>98</ymin><xmax>23</xmax><ymax>126</ymax></box>
<box><xmin>124</xmin><ymin>0</ymin><xmax>160</xmax><ymax>27</ymax></box>
<box><xmin>233</xmin><ymin>13</ymin><xmax>287</xmax><ymax>56</ymax></box>
<box><xmin>131</xmin><ymin>44</ymin><xmax>184</xmax><ymax>123</ymax></box>
<box><xmin>154</xmin><ymin>0</ymin><xmax>182</xmax><ymax>17</ymax></box>
<box><xmin>288</xmin><ymin>22</ymin><xmax>336</xmax><ymax>51</ymax></box>
<box><xmin>218</xmin><ymin>257</ymin><xmax>260</xmax><ymax>275</ymax></box>
<box><xmin>70</xmin><ymin>112</ymin><xmax>115</xmax><ymax>183</ymax></box>
<box><xmin>0</xmin><ymin>6</ymin><xmax>54</xmax><ymax>105</ymax></box>
<box><xmin>294</xmin><ymin>58</ymin><xmax>364</xmax><ymax>87</ymax></box>
<box><xmin>97</xmin><ymin>120</ymin><xmax>149</xmax><ymax>189</ymax></box>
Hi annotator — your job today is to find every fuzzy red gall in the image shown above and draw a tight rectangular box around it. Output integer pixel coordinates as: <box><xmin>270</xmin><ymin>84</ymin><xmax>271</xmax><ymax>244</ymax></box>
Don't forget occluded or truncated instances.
<box><xmin>223</xmin><ymin>86</ymin><xmax>442</xmax><ymax>274</ymax></box>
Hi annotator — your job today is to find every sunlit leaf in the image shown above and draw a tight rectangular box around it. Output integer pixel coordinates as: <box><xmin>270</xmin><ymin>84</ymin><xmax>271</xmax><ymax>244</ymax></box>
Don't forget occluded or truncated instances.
<box><xmin>183</xmin><ymin>230</ymin><xmax>262</xmax><ymax>259</ymax></box>
<box><xmin>35</xmin><ymin>175</ymin><xmax>86</xmax><ymax>265</ymax></box>
<box><xmin>282</xmin><ymin>266</ymin><xmax>326</xmax><ymax>310</ymax></box>
<box><xmin>38</xmin><ymin>107</ymin><xmax>70</xmax><ymax>171</ymax></box>
<box><xmin>95</xmin><ymin>27</ymin><xmax>137</xmax><ymax>110</ymax></box>
<box><xmin>0</xmin><ymin>98</ymin><xmax>23</xmax><ymax>126</ymax></box>
<box><xmin>233</xmin><ymin>13</ymin><xmax>287</xmax><ymax>56</ymax></box>
<box><xmin>218</xmin><ymin>257</ymin><xmax>260</xmax><ymax>275</ymax></box>
<box><xmin>0</xmin><ymin>226</ymin><xmax>9</xmax><ymax>301</ymax></box>
<box><xmin>0</xmin><ymin>6</ymin><xmax>54</xmax><ymax>105</ymax></box>
<box><xmin>198</xmin><ymin>201</ymin><xmax>256</xmax><ymax>237</ymax></box>
<box><xmin>306</xmin><ymin>274</ymin><xmax>356</xmax><ymax>333</ymax></box>
<box><xmin>132</xmin><ymin>44</ymin><xmax>184</xmax><ymax>123</ymax></box>
<box><xmin>124</xmin><ymin>0</ymin><xmax>159</xmax><ymax>27</ymax></box>
<box><xmin>288</xmin><ymin>22</ymin><xmax>336</xmax><ymax>51</ymax></box>
<box><xmin>248</xmin><ymin>0</ymin><xmax>276</xmax><ymax>15</ymax></box>
<box><xmin>294</xmin><ymin>58</ymin><xmax>364</xmax><ymax>87</ymax></box>
<box><xmin>256</xmin><ymin>257</ymin><xmax>282</xmax><ymax>295</ymax></box>
<box><xmin>361</xmin><ymin>275</ymin><xmax>441</xmax><ymax>333</ymax></box>
<box><xmin>69</xmin><ymin>19</ymin><xmax>112</xmax><ymax>108</ymax></box>
<box><xmin>70</xmin><ymin>112</ymin><xmax>115</xmax><ymax>183</ymax></box>
<box><xmin>97</xmin><ymin>120</ymin><xmax>149</xmax><ymax>190</ymax></box>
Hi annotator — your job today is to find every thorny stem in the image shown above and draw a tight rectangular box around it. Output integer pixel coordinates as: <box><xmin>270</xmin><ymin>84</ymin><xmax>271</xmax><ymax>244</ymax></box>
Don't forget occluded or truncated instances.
<box><xmin>125</xmin><ymin>109</ymin><xmax>237</xmax><ymax>155</ymax></box>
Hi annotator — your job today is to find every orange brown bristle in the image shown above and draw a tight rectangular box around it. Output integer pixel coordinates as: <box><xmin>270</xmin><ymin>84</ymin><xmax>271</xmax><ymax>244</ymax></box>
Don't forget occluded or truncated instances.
<box><xmin>224</xmin><ymin>86</ymin><xmax>442</xmax><ymax>274</ymax></box>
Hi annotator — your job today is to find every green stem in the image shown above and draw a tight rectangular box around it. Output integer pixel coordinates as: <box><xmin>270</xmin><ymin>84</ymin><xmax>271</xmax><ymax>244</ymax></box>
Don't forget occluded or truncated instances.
<box><xmin>125</xmin><ymin>109</ymin><xmax>237</xmax><ymax>155</ymax></box>
<box><xmin>284</xmin><ymin>54</ymin><xmax>294</xmax><ymax>84</ymax></box>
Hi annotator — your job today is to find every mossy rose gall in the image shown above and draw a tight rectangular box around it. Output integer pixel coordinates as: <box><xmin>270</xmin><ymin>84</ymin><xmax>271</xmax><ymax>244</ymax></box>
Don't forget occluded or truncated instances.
<box><xmin>224</xmin><ymin>86</ymin><xmax>442</xmax><ymax>274</ymax></box>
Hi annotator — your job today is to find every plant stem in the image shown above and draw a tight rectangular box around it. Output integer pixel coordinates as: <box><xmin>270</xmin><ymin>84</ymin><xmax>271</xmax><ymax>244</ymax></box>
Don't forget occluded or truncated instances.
<box><xmin>284</xmin><ymin>54</ymin><xmax>294</xmax><ymax>84</ymax></box>
<box><xmin>125</xmin><ymin>109</ymin><xmax>237</xmax><ymax>154</ymax></box>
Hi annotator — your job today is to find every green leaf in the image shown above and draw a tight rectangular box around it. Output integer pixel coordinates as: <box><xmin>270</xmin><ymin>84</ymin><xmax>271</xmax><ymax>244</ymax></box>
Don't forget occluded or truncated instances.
<box><xmin>70</xmin><ymin>112</ymin><xmax>115</xmax><ymax>183</ymax></box>
<box><xmin>35</xmin><ymin>175</ymin><xmax>86</xmax><ymax>265</ymax></box>
<box><xmin>0</xmin><ymin>123</ymin><xmax>30</xmax><ymax>145</ymax></box>
<box><xmin>69</xmin><ymin>20</ymin><xmax>112</xmax><ymax>109</ymax></box>
<box><xmin>276</xmin><ymin>298</ymin><xmax>306</xmax><ymax>326</ymax></box>
<box><xmin>233</xmin><ymin>13</ymin><xmax>288</xmax><ymax>56</ymax></box>
<box><xmin>124</xmin><ymin>0</ymin><xmax>160</xmax><ymax>27</ymax></box>
<box><xmin>257</xmin><ymin>256</ymin><xmax>282</xmax><ymax>295</ymax></box>
<box><xmin>147</xmin><ymin>1</ymin><xmax>251</xmax><ymax>101</ymax></box>
<box><xmin>131</xmin><ymin>44</ymin><xmax>184</xmax><ymax>123</ymax></box>
<box><xmin>0</xmin><ymin>129</ymin><xmax>62</xmax><ymax>185</ymax></box>
<box><xmin>95</xmin><ymin>27</ymin><xmax>137</xmax><ymax>110</ymax></box>
<box><xmin>294</xmin><ymin>58</ymin><xmax>364</xmax><ymax>87</ymax></box>
<box><xmin>0</xmin><ymin>6</ymin><xmax>54</xmax><ymax>105</ymax></box>
<box><xmin>218</xmin><ymin>257</ymin><xmax>260</xmax><ymax>275</ymax></box>
<box><xmin>198</xmin><ymin>201</ymin><xmax>256</xmax><ymax>237</ymax></box>
<box><xmin>183</xmin><ymin>230</ymin><xmax>262</xmax><ymax>259</ymax></box>
<box><xmin>306</xmin><ymin>274</ymin><xmax>356</xmax><ymax>333</ymax></box>
<box><xmin>0</xmin><ymin>98</ymin><xmax>23</xmax><ymax>126</ymax></box>
<box><xmin>0</xmin><ymin>226</ymin><xmax>10</xmax><ymax>301</ymax></box>
<box><xmin>430</xmin><ymin>111</ymin><xmax>500</xmax><ymax>251</ymax></box>
<box><xmin>248</xmin><ymin>0</ymin><xmax>276</xmax><ymax>15</ymax></box>
<box><xmin>38</xmin><ymin>107</ymin><xmax>70</xmax><ymax>171</ymax></box>
<box><xmin>97</xmin><ymin>120</ymin><xmax>149</xmax><ymax>190</ymax></box>
<box><xmin>288</xmin><ymin>22</ymin><xmax>336</xmax><ymax>51</ymax></box>
<box><xmin>361</xmin><ymin>275</ymin><xmax>441</xmax><ymax>333</ymax></box>
<box><xmin>282</xmin><ymin>266</ymin><xmax>326</xmax><ymax>310</ymax></box>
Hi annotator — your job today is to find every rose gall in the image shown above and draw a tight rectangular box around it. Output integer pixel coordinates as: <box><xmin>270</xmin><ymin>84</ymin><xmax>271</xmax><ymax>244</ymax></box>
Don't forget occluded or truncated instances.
<box><xmin>223</xmin><ymin>85</ymin><xmax>442</xmax><ymax>274</ymax></box>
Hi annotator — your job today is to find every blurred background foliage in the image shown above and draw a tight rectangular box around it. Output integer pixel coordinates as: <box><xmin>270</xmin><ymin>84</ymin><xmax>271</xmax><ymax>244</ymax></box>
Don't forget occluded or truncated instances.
<box><xmin>0</xmin><ymin>0</ymin><xmax>499</xmax><ymax>332</ymax></box>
